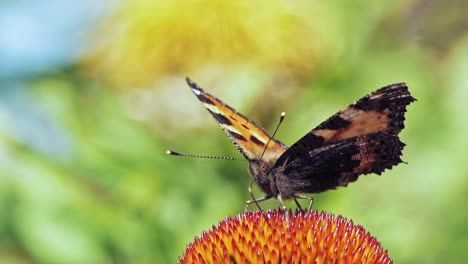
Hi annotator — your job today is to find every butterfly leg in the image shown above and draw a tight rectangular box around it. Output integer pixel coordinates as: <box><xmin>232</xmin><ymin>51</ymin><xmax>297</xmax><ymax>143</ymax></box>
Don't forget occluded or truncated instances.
<box><xmin>294</xmin><ymin>199</ymin><xmax>303</xmax><ymax>210</ymax></box>
<box><xmin>245</xmin><ymin>195</ymin><xmax>271</xmax><ymax>211</ymax></box>
<box><xmin>245</xmin><ymin>177</ymin><xmax>272</xmax><ymax>211</ymax></box>
<box><xmin>293</xmin><ymin>194</ymin><xmax>314</xmax><ymax>210</ymax></box>
<box><xmin>277</xmin><ymin>193</ymin><xmax>290</xmax><ymax>227</ymax></box>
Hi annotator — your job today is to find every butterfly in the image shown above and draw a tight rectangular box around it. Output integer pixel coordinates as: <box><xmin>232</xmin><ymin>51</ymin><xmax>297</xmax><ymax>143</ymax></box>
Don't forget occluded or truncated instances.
<box><xmin>170</xmin><ymin>77</ymin><xmax>415</xmax><ymax>210</ymax></box>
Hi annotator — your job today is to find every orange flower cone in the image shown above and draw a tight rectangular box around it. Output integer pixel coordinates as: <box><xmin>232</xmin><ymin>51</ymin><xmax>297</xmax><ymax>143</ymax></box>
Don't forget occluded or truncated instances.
<box><xmin>179</xmin><ymin>210</ymin><xmax>392</xmax><ymax>264</ymax></box>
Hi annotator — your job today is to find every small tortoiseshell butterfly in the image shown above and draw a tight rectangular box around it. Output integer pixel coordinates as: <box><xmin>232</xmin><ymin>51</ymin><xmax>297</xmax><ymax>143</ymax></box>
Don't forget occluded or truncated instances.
<box><xmin>170</xmin><ymin>78</ymin><xmax>415</xmax><ymax>210</ymax></box>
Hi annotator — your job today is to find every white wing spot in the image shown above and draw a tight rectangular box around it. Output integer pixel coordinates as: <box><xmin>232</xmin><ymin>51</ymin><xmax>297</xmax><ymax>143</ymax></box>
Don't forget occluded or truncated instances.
<box><xmin>226</xmin><ymin>126</ymin><xmax>242</xmax><ymax>135</ymax></box>
<box><xmin>204</xmin><ymin>103</ymin><xmax>220</xmax><ymax>114</ymax></box>
<box><xmin>192</xmin><ymin>88</ymin><xmax>201</xmax><ymax>95</ymax></box>
<box><xmin>251</xmin><ymin>131</ymin><xmax>266</xmax><ymax>144</ymax></box>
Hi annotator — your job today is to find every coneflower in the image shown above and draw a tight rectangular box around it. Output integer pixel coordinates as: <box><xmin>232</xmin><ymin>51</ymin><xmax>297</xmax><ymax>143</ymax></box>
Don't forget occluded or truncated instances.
<box><xmin>179</xmin><ymin>210</ymin><xmax>392</xmax><ymax>264</ymax></box>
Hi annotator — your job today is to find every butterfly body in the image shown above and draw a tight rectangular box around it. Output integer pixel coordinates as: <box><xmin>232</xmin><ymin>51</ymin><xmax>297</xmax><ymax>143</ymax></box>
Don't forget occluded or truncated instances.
<box><xmin>182</xmin><ymin>78</ymin><xmax>415</xmax><ymax>207</ymax></box>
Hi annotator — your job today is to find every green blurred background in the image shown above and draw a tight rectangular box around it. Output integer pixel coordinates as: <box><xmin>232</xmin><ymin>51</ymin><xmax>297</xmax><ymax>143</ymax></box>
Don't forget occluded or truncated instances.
<box><xmin>1</xmin><ymin>1</ymin><xmax>467</xmax><ymax>263</ymax></box>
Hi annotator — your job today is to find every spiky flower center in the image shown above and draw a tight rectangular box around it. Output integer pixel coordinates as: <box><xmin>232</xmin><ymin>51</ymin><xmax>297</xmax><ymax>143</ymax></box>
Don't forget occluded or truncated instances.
<box><xmin>179</xmin><ymin>210</ymin><xmax>392</xmax><ymax>264</ymax></box>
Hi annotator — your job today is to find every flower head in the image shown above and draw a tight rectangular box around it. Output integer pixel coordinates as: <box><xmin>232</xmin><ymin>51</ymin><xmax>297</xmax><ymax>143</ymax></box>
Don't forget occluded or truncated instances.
<box><xmin>179</xmin><ymin>210</ymin><xmax>392</xmax><ymax>264</ymax></box>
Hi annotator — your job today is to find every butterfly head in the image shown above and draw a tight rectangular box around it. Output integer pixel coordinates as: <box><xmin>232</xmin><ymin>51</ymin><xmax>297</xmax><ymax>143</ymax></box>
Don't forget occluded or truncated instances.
<box><xmin>248</xmin><ymin>159</ymin><xmax>267</xmax><ymax>178</ymax></box>
<box><xmin>248</xmin><ymin>157</ymin><xmax>281</xmax><ymax>182</ymax></box>
<box><xmin>247</xmin><ymin>158</ymin><xmax>276</xmax><ymax>194</ymax></box>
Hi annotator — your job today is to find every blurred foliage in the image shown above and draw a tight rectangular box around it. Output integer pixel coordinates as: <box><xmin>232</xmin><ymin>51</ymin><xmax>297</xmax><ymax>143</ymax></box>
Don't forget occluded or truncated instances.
<box><xmin>83</xmin><ymin>1</ymin><xmax>328</xmax><ymax>88</ymax></box>
<box><xmin>1</xmin><ymin>0</ymin><xmax>468</xmax><ymax>263</ymax></box>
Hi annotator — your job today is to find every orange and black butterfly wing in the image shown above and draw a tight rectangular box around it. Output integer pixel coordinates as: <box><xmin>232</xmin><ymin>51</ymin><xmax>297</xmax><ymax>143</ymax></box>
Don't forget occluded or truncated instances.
<box><xmin>186</xmin><ymin>78</ymin><xmax>287</xmax><ymax>164</ymax></box>
<box><xmin>275</xmin><ymin>132</ymin><xmax>404</xmax><ymax>197</ymax></box>
<box><xmin>309</xmin><ymin>83</ymin><xmax>415</xmax><ymax>144</ymax></box>
<box><xmin>274</xmin><ymin>83</ymin><xmax>415</xmax><ymax>195</ymax></box>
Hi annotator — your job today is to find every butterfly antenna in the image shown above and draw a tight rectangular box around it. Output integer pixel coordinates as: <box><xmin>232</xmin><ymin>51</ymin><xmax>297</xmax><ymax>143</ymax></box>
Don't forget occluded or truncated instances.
<box><xmin>259</xmin><ymin>112</ymin><xmax>286</xmax><ymax>161</ymax></box>
<box><xmin>166</xmin><ymin>150</ymin><xmax>246</xmax><ymax>161</ymax></box>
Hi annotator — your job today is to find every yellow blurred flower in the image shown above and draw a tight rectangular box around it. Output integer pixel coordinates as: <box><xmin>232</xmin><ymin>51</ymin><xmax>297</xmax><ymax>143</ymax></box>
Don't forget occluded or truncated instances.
<box><xmin>83</xmin><ymin>1</ymin><xmax>331</xmax><ymax>88</ymax></box>
<box><xmin>179</xmin><ymin>210</ymin><xmax>392</xmax><ymax>264</ymax></box>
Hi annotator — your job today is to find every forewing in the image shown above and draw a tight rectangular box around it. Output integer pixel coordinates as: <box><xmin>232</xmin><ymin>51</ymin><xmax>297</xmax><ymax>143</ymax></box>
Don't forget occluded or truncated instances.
<box><xmin>276</xmin><ymin>132</ymin><xmax>405</xmax><ymax>195</ymax></box>
<box><xmin>276</xmin><ymin>83</ymin><xmax>415</xmax><ymax>164</ymax></box>
<box><xmin>186</xmin><ymin>78</ymin><xmax>287</xmax><ymax>162</ymax></box>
